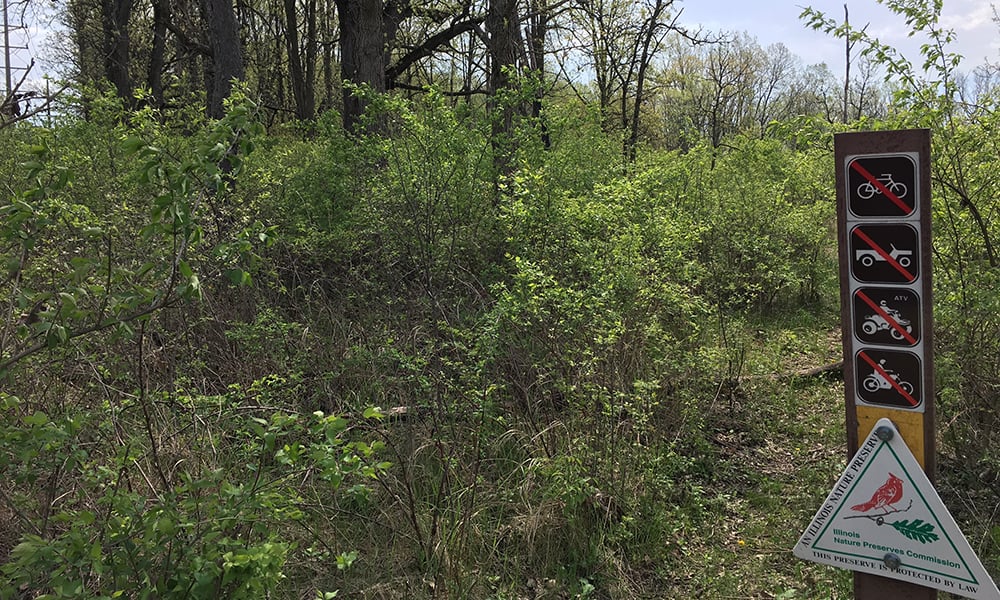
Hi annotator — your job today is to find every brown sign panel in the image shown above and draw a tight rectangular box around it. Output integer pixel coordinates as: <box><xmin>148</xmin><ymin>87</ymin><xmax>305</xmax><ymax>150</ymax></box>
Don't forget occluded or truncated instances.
<box><xmin>834</xmin><ymin>130</ymin><xmax>936</xmax><ymax>600</ymax></box>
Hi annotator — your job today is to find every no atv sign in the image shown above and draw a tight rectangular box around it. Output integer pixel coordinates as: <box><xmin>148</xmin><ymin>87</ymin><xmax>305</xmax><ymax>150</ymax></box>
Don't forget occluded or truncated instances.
<box><xmin>852</xmin><ymin>288</ymin><xmax>920</xmax><ymax>347</ymax></box>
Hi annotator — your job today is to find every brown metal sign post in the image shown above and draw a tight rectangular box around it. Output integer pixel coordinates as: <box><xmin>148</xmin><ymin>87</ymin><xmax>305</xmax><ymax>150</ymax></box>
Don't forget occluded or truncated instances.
<box><xmin>835</xmin><ymin>129</ymin><xmax>935</xmax><ymax>600</ymax></box>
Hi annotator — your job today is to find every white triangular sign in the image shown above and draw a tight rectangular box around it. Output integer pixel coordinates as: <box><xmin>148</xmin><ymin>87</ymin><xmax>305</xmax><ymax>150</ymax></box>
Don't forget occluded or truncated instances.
<box><xmin>793</xmin><ymin>418</ymin><xmax>1000</xmax><ymax>600</ymax></box>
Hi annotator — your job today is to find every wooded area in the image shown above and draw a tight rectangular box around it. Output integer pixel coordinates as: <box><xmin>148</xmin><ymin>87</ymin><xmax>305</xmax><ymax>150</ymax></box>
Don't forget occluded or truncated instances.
<box><xmin>1</xmin><ymin>0</ymin><xmax>999</xmax><ymax>597</ymax></box>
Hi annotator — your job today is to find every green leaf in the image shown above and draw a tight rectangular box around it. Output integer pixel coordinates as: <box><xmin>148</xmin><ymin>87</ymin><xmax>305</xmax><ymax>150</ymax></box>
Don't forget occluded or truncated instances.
<box><xmin>225</xmin><ymin>268</ymin><xmax>252</xmax><ymax>286</ymax></box>
<box><xmin>324</xmin><ymin>416</ymin><xmax>348</xmax><ymax>443</ymax></box>
<box><xmin>891</xmin><ymin>519</ymin><xmax>939</xmax><ymax>544</ymax></box>
<box><xmin>122</xmin><ymin>136</ymin><xmax>145</xmax><ymax>155</ymax></box>
<box><xmin>335</xmin><ymin>550</ymin><xmax>358</xmax><ymax>571</ymax></box>
<box><xmin>23</xmin><ymin>411</ymin><xmax>49</xmax><ymax>426</ymax></box>
<box><xmin>178</xmin><ymin>260</ymin><xmax>193</xmax><ymax>279</ymax></box>
<box><xmin>5</xmin><ymin>256</ymin><xmax>21</xmax><ymax>278</ymax></box>
<box><xmin>54</xmin><ymin>166</ymin><xmax>72</xmax><ymax>190</ymax></box>
<box><xmin>58</xmin><ymin>292</ymin><xmax>77</xmax><ymax>318</ymax></box>
<box><xmin>45</xmin><ymin>324</ymin><xmax>68</xmax><ymax>348</ymax></box>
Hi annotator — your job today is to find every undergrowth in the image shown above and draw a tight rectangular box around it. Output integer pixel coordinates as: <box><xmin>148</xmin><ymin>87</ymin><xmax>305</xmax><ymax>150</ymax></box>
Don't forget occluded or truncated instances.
<box><xmin>0</xmin><ymin>82</ymin><xmax>997</xmax><ymax>599</ymax></box>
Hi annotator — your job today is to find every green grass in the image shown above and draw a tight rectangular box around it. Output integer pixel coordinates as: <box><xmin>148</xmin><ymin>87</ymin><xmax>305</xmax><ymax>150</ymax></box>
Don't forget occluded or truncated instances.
<box><xmin>660</xmin><ymin>317</ymin><xmax>854</xmax><ymax>599</ymax></box>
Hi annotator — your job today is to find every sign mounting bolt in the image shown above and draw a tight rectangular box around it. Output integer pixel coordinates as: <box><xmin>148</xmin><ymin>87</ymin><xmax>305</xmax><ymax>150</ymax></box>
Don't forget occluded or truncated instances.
<box><xmin>875</xmin><ymin>426</ymin><xmax>894</xmax><ymax>442</ymax></box>
<box><xmin>883</xmin><ymin>552</ymin><xmax>901</xmax><ymax>570</ymax></box>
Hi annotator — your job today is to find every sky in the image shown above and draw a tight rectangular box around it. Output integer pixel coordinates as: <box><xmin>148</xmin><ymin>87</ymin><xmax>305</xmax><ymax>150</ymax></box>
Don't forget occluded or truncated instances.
<box><xmin>676</xmin><ymin>0</ymin><xmax>999</xmax><ymax>71</ymax></box>
<box><xmin>3</xmin><ymin>0</ymin><xmax>998</xmax><ymax>94</ymax></box>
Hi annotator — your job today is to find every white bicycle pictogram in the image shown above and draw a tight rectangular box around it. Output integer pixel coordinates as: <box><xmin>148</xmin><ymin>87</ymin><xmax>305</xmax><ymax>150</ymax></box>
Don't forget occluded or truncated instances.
<box><xmin>857</xmin><ymin>173</ymin><xmax>908</xmax><ymax>200</ymax></box>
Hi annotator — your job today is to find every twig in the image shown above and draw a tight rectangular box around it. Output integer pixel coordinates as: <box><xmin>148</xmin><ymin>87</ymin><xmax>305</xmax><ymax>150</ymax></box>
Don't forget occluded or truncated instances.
<box><xmin>843</xmin><ymin>499</ymin><xmax>913</xmax><ymax>521</ymax></box>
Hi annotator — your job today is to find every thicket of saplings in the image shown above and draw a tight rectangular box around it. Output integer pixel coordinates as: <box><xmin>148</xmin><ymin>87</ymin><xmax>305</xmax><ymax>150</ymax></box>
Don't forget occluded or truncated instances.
<box><xmin>1</xmin><ymin>73</ymin><xmax>999</xmax><ymax>597</ymax></box>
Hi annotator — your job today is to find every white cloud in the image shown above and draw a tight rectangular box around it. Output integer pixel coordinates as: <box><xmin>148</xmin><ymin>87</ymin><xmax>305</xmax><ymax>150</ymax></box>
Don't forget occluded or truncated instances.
<box><xmin>939</xmin><ymin>1</ymin><xmax>995</xmax><ymax>32</ymax></box>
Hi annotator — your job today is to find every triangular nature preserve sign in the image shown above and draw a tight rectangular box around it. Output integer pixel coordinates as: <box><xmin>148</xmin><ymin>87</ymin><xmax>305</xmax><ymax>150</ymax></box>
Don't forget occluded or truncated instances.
<box><xmin>793</xmin><ymin>418</ymin><xmax>1000</xmax><ymax>600</ymax></box>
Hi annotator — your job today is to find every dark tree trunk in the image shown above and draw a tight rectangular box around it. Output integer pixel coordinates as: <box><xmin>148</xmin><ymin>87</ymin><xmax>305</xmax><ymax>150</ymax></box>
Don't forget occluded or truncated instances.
<box><xmin>305</xmin><ymin>0</ymin><xmax>318</xmax><ymax>113</ymax></box>
<box><xmin>284</xmin><ymin>0</ymin><xmax>318</xmax><ymax>119</ymax></box>
<box><xmin>321</xmin><ymin>1</ymin><xmax>335</xmax><ymax>111</ymax></box>
<box><xmin>335</xmin><ymin>0</ymin><xmax>385</xmax><ymax>132</ymax></box>
<box><xmin>486</xmin><ymin>0</ymin><xmax>521</xmax><ymax>179</ymax></box>
<box><xmin>624</xmin><ymin>0</ymin><xmax>669</xmax><ymax>163</ymax></box>
<box><xmin>203</xmin><ymin>0</ymin><xmax>244</xmax><ymax>119</ymax></box>
<box><xmin>101</xmin><ymin>0</ymin><xmax>134</xmax><ymax>104</ymax></box>
<box><xmin>525</xmin><ymin>0</ymin><xmax>549</xmax><ymax>148</ymax></box>
<box><xmin>147</xmin><ymin>0</ymin><xmax>169</xmax><ymax>108</ymax></box>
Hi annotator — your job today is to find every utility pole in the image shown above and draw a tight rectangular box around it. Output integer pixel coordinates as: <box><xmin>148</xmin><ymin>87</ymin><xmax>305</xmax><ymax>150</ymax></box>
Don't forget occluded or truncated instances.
<box><xmin>2</xmin><ymin>0</ymin><xmax>28</xmax><ymax>99</ymax></box>
<box><xmin>3</xmin><ymin>0</ymin><xmax>12</xmax><ymax>97</ymax></box>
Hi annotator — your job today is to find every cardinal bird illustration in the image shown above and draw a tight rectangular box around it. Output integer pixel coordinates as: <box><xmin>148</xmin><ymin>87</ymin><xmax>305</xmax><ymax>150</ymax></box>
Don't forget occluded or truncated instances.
<box><xmin>851</xmin><ymin>473</ymin><xmax>904</xmax><ymax>512</ymax></box>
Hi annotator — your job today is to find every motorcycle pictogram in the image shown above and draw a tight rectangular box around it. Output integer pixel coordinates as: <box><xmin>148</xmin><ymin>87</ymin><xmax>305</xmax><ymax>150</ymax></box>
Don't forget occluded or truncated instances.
<box><xmin>863</xmin><ymin>360</ymin><xmax>914</xmax><ymax>394</ymax></box>
<box><xmin>857</xmin><ymin>173</ymin><xmax>908</xmax><ymax>200</ymax></box>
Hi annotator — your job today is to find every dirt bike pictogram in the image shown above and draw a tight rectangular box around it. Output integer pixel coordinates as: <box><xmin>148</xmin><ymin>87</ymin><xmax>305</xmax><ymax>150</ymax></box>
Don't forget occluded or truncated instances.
<box><xmin>857</xmin><ymin>173</ymin><xmax>908</xmax><ymax>200</ymax></box>
<box><xmin>863</xmin><ymin>361</ymin><xmax>914</xmax><ymax>394</ymax></box>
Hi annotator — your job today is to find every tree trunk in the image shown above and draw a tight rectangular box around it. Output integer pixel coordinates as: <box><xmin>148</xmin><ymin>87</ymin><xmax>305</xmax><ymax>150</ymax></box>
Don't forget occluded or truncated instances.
<box><xmin>525</xmin><ymin>0</ymin><xmax>549</xmax><ymax>148</ymax></box>
<box><xmin>624</xmin><ymin>0</ymin><xmax>668</xmax><ymax>163</ymax></box>
<box><xmin>487</xmin><ymin>0</ymin><xmax>521</xmax><ymax>179</ymax></box>
<box><xmin>147</xmin><ymin>0</ymin><xmax>168</xmax><ymax>108</ymax></box>
<box><xmin>305</xmin><ymin>0</ymin><xmax>318</xmax><ymax>113</ymax></box>
<box><xmin>284</xmin><ymin>0</ymin><xmax>318</xmax><ymax>120</ymax></box>
<box><xmin>335</xmin><ymin>0</ymin><xmax>385</xmax><ymax>132</ymax></box>
<box><xmin>203</xmin><ymin>0</ymin><xmax>244</xmax><ymax>119</ymax></box>
<box><xmin>101</xmin><ymin>0</ymin><xmax>134</xmax><ymax>105</ymax></box>
<box><xmin>321</xmin><ymin>0</ymin><xmax>335</xmax><ymax>111</ymax></box>
<box><xmin>843</xmin><ymin>4</ymin><xmax>850</xmax><ymax>124</ymax></box>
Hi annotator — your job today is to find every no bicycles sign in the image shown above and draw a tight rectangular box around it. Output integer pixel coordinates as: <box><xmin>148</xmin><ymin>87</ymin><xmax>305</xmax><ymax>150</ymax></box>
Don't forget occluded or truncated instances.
<box><xmin>848</xmin><ymin>155</ymin><xmax>918</xmax><ymax>217</ymax></box>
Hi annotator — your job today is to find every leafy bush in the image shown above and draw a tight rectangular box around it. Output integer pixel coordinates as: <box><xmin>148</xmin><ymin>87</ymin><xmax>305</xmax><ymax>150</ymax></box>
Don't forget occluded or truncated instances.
<box><xmin>0</xmin><ymin>389</ymin><xmax>387</xmax><ymax>599</ymax></box>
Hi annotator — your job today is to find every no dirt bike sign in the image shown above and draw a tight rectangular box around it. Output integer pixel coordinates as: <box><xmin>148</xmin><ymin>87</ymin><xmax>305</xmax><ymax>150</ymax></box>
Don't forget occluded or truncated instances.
<box><xmin>855</xmin><ymin>349</ymin><xmax>921</xmax><ymax>408</ymax></box>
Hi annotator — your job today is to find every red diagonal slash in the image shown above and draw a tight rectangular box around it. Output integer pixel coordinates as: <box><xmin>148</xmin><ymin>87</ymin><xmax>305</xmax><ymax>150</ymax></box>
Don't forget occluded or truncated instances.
<box><xmin>851</xmin><ymin>161</ymin><xmax>913</xmax><ymax>214</ymax></box>
<box><xmin>858</xmin><ymin>351</ymin><xmax>919</xmax><ymax>406</ymax></box>
<box><xmin>852</xmin><ymin>227</ymin><xmax>916</xmax><ymax>281</ymax></box>
<box><xmin>856</xmin><ymin>290</ymin><xmax>917</xmax><ymax>344</ymax></box>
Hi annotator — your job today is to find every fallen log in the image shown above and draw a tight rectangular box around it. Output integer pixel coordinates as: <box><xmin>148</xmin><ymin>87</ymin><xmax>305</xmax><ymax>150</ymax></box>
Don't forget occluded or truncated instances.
<box><xmin>786</xmin><ymin>360</ymin><xmax>844</xmax><ymax>380</ymax></box>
